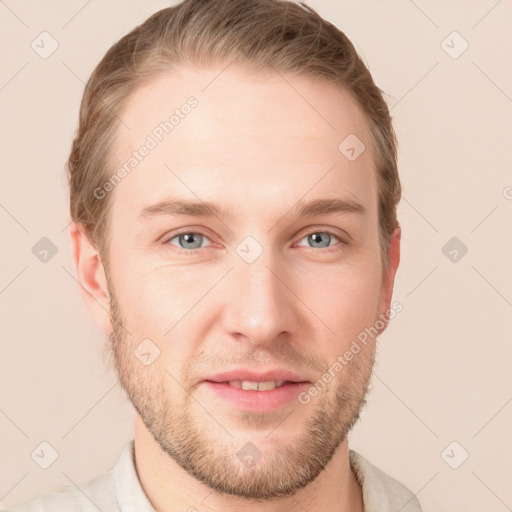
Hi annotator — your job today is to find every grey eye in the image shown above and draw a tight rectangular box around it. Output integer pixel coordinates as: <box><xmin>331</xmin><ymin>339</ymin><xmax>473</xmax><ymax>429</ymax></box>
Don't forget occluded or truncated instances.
<box><xmin>169</xmin><ymin>232</ymin><xmax>207</xmax><ymax>250</ymax></box>
<box><xmin>299</xmin><ymin>232</ymin><xmax>336</xmax><ymax>249</ymax></box>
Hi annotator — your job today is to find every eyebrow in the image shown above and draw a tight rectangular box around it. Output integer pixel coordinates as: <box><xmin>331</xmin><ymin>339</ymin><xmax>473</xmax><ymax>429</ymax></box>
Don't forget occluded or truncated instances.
<box><xmin>138</xmin><ymin>197</ymin><xmax>367</xmax><ymax>221</ymax></box>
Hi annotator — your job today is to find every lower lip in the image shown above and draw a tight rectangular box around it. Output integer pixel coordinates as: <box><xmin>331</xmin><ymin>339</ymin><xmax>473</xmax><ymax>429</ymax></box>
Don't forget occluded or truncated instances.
<box><xmin>202</xmin><ymin>381</ymin><xmax>310</xmax><ymax>412</ymax></box>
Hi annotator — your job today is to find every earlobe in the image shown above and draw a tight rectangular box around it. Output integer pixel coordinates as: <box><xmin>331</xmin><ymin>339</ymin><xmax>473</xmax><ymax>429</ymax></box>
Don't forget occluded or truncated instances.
<box><xmin>70</xmin><ymin>222</ymin><xmax>112</xmax><ymax>333</ymax></box>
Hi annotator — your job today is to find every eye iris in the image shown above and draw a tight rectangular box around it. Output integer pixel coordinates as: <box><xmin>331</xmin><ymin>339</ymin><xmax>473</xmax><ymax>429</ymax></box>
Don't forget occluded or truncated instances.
<box><xmin>309</xmin><ymin>233</ymin><xmax>331</xmax><ymax>248</ymax></box>
<box><xmin>179</xmin><ymin>233</ymin><xmax>203</xmax><ymax>249</ymax></box>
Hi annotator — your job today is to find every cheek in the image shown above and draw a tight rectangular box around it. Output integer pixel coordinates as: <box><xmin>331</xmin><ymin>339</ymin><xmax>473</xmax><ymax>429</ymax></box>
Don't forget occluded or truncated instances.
<box><xmin>294</xmin><ymin>257</ymin><xmax>381</xmax><ymax>349</ymax></box>
<box><xmin>109</xmin><ymin>261</ymin><xmax>212</xmax><ymax>374</ymax></box>
<box><xmin>110</xmin><ymin>247</ymin><xmax>207</xmax><ymax>332</ymax></box>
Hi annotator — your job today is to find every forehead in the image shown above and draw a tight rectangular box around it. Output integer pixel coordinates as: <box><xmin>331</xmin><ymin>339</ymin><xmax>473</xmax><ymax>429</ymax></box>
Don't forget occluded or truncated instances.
<box><xmin>108</xmin><ymin>65</ymin><xmax>377</xmax><ymax>226</ymax></box>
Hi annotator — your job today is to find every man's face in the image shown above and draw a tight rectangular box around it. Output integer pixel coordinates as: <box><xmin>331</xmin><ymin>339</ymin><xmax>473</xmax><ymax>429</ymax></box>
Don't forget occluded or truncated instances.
<box><xmin>100</xmin><ymin>65</ymin><xmax>397</xmax><ymax>499</ymax></box>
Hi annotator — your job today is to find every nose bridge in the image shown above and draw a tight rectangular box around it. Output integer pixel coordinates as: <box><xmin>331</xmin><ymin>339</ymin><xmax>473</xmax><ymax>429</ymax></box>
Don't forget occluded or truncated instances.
<box><xmin>223</xmin><ymin>244</ymin><xmax>293</xmax><ymax>345</ymax></box>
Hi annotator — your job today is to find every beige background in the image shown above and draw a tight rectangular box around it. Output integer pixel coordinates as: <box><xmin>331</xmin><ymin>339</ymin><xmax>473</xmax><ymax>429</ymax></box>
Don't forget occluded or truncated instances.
<box><xmin>1</xmin><ymin>1</ymin><xmax>511</xmax><ymax>510</ymax></box>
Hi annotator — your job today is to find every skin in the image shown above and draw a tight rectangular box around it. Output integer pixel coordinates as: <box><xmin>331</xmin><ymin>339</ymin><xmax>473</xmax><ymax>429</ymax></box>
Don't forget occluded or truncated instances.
<box><xmin>71</xmin><ymin>64</ymin><xmax>400</xmax><ymax>512</ymax></box>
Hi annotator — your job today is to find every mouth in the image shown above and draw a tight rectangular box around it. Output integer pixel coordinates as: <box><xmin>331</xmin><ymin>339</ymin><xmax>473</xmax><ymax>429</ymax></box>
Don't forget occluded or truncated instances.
<box><xmin>201</xmin><ymin>379</ymin><xmax>311</xmax><ymax>412</ymax></box>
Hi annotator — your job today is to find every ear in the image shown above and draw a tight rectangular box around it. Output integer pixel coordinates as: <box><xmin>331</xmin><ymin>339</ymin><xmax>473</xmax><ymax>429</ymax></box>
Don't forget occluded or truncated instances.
<box><xmin>70</xmin><ymin>222</ymin><xmax>112</xmax><ymax>333</ymax></box>
<box><xmin>377</xmin><ymin>224</ymin><xmax>401</xmax><ymax>334</ymax></box>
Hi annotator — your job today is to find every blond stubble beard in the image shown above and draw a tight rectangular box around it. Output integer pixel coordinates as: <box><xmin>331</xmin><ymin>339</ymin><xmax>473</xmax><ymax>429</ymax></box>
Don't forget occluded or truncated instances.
<box><xmin>103</xmin><ymin>270</ymin><xmax>376</xmax><ymax>500</ymax></box>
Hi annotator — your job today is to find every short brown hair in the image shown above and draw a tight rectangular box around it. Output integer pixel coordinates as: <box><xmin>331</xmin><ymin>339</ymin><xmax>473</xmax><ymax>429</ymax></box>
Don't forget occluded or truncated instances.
<box><xmin>67</xmin><ymin>0</ymin><xmax>400</xmax><ymax>269</ymax></box>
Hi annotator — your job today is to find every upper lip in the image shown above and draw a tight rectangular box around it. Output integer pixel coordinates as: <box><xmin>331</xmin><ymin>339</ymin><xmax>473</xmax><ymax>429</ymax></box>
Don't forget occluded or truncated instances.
<box><xmin>204</xmin><ymin>368</ymin><xmax>311</xmax><ymax>383</ymax></box>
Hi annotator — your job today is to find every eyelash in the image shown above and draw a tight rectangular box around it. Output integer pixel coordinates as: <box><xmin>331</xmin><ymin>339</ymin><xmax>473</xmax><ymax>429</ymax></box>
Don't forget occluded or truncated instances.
<box><xmin>162</xmin><ymin>228</ymin><xmax>347</xmax><ymax>255</ymax></box>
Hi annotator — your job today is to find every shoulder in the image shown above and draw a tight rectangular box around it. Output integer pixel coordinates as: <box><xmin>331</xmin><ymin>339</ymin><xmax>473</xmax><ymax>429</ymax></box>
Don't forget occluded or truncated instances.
<box><xmin>6</xmin><ymin>469</ymin><xmax>118</xmax><ymax>512</ymax></box>
<box><xmin>349</xmin><ymin>450</ymin><xmax>423</xmax><ymax>512</ymax></box>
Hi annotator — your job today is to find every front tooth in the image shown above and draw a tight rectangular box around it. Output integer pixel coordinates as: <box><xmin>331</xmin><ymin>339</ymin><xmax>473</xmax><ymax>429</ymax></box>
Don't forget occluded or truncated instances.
<box><xmin>257</xmin><ymin>380</ymin><xmax>277</xmax><ymax>391</ymax></box>
<box><xmin>241</xmin><ymin>381</ymin><xmax>260</xmax><ymax>391</ymax></box>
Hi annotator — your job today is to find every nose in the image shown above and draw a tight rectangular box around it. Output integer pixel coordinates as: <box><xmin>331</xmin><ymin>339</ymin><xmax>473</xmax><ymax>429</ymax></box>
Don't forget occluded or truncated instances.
<box><xmin>221</xmin><ymin>248</ymin><xmax>296</xmax><ymax>348</ymax></box>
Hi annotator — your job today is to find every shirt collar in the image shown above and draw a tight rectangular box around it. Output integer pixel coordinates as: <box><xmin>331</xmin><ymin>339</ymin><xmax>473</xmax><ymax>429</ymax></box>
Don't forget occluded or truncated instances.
<box><xmin>114</xmin><ymin>439</ymin><xmax>156</xmax><ymax>512</ymax></box>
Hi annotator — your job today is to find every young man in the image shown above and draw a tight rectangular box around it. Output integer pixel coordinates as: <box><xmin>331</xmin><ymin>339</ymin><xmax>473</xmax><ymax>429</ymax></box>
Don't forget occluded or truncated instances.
<box><xmin>11</xmin><ymin>0</ymin><xmax>421</xmax><ymax>510</ymax></box>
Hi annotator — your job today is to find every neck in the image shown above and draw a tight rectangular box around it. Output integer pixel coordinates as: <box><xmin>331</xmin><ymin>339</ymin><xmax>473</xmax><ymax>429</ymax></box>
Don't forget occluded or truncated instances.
<box><xmin>133</xmin><ymin>415</ymin><xmax>364</xmax><ymax>512</ymax></box>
